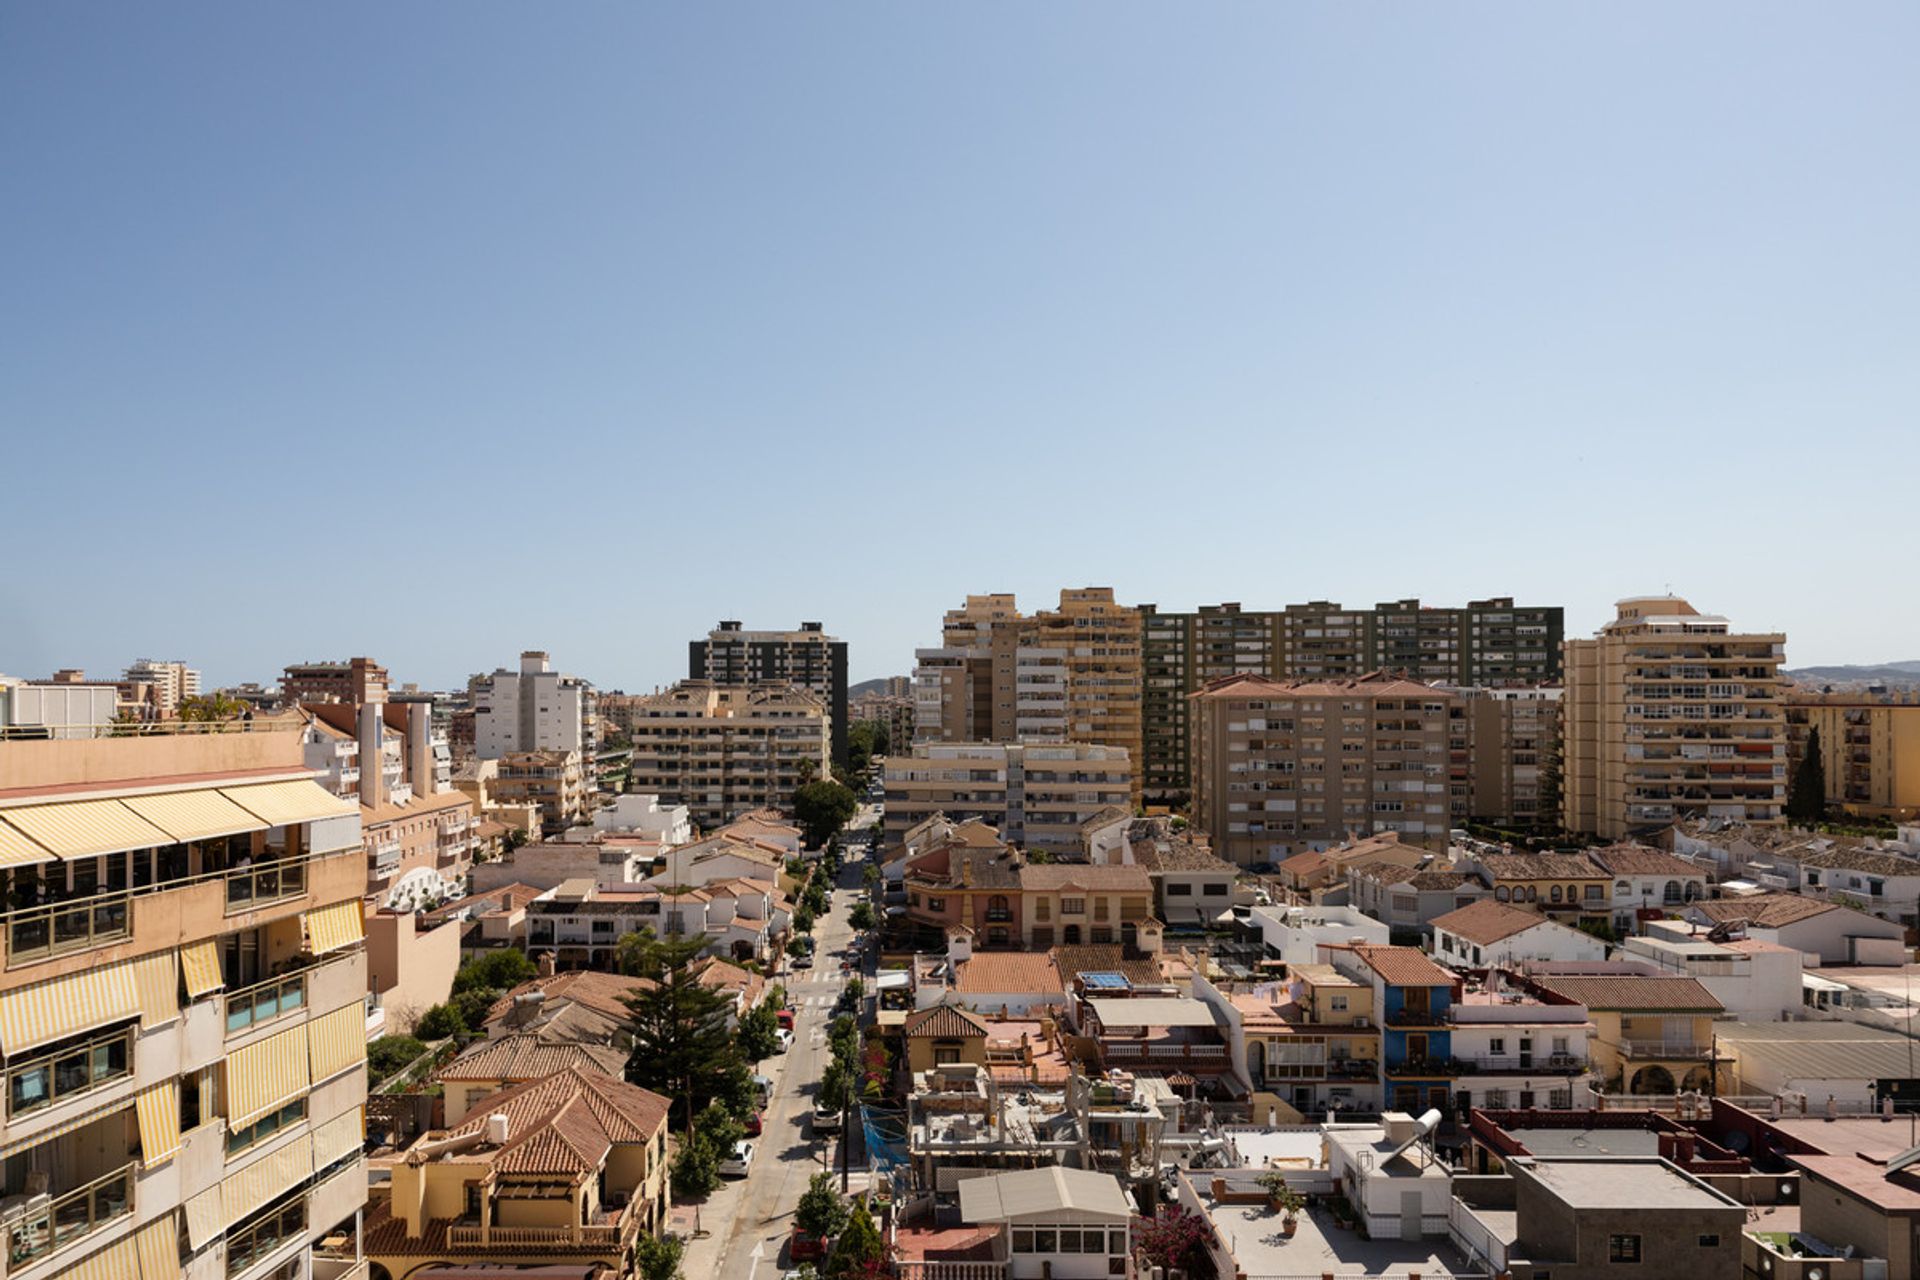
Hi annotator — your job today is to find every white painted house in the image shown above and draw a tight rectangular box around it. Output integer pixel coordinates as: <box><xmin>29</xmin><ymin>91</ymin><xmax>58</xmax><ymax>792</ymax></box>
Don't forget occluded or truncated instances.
<box><xmin>1587</xmin><ymin>843</ymin><xmax>1711</xmax><ymax>934</ymax></box>
<box><xmin>1449</xmin><ymin>985</ymin><xmax>1598</xmax><ymax>1113</ymax></box>
<box><xmin>955</xmin><ymin>1166</ymin><xmax>1133</xmax><ymax>1280</ymax></box>
<box><xmin>1430</xmin><ymin>899</ymin><xmax>1609</xmax><ymax>970</ymax></box>
<box><xmin>1625</xmin><ymin>926</ymin><xmax>1805</xmax><ymax>1023</ymax></box>
<box><xmin>1246</xmin><ymin>903</ymin><xmax>1388</xmax><ymax>965</ymax></box>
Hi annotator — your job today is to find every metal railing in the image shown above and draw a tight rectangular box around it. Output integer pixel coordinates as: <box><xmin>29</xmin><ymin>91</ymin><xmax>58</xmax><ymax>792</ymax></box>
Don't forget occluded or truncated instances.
<box><xmin>226</xmin><ymin>1195</ymin><xmax>307</xmax><ymax>1276</ymax></box>
<box><xmin>0</xmin><ymin>718</ymin><xmax>301</xmax><ymax>742</ymax></box>
<box><xmin>6</xmin><ymin>1025</ymin><xmax>134</xmax><ymax>1117</ymax></box>
<box><xmin>7</xmin><ymin>1163</ymin><xmax>134</xmax><ymax>1267</ymax></box>
<box><xmin>226</xmin><ymin>969</ymin><xmax>309</xmax><ymax>1037</ymax></box>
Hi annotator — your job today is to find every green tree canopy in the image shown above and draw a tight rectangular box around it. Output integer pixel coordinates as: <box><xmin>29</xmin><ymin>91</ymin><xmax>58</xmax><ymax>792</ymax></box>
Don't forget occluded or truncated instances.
<box><xmin>848</xmin><ymin>901</ymin><xmax>875</xmax><ymax>931</ymax></box>
<box><xmin>635</xmin><ymin>1232</ymin><xmax>686</xmax><ymax>1280</ymax></box>
<box><xmin>623</xmin><ymin>930</ymin><xmax>753</xmax><ymax>1129</ymax></box>
<box><xmin>738</xmin><ymin>1003</ymin><xmax>781</xmax><ymax>1061</ymax></box>
<box><xmin>796</xmin><ymin>1172</ymin><xmax>851</xmax><ymax>1242</ymax></box>
<box><xmin>1788</xmin><ymin>726</ymin><xmax>1828</xmax><ymax>825</ymax></box>
<box><xmin>825</xmin><ymin>1197</ymin><xmax>885</xmax><ymax>1280</ymax></box>
<box><xmin>794</xmin><ymin>780</ymin><xmax>860</xmax><ymax>849</ymax></box>
<box><xmin>451</xmin><ymin>948</ymin><xmax>536</xmax><ymax>995</ymax></box>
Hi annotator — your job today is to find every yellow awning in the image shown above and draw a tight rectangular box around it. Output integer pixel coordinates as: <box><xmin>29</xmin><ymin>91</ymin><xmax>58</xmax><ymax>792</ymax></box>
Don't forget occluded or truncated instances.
<box><xmin>0</xmin><ymin>961</ymin><xmax>139</xmax><ymax>1054</ymax></box>
<box><xmin>308</xmin><ymin>1003</ymin><xmax>366</xmax><ymax>1083</ymax></box>
<box><xmin>225</xmin><ymin>1022</ymin><xmax>309</xmax><ymax>1128</ymax></box>
<box><xmin>136</xmin><ymin>1080</ymin><xmax>182</xmax><ymax>1165</ymax></box>
<box><xmin>0</xmin><ymin>1097</ymin><xmax>130</xmax><ymax>1161</ymax></box>
<box><xmin>0</xmin><ymin>819</ymin><xmax>55</xmax><ymax>867</ymax></box>
<box><xmin>222</xmin><ymin>1135</ymin><xmax>311</xmax><ymax>1227</ymax></box>
<box><xmin>133</xmin><ymin>1212</ymin><xmax>182</xmax><ymax>1280</ymax></box>
<box><xmin>310</xmin><ymin>1104</ymin><xmax>364</xmax><ymax>1171</ymax></box>
<box><xmin>122</xmin><ymin>789</ymin><xmax>266</xmax><ymax>843</ymax></box>
<box><xmin>184</xmin><ymin>1188</ymin><xmax>223</xmax><ymax>1251</ymax></box>
<box><xmin>221</xmin><ymin>779</ymin><xmax>357</xmax><ymax>827</ymax></box>
<box><xmin>0</xmin><ymin>798</ymin><xmax>169</xmax><ymax>859</ymax></box>
<box><xmin>304</xmin><ymin>899</ymin><xmax>365</xmax><ymax>956</ymax></box>
<box><xmin>63</xmin><ymin>1231</ymin><xmax>140</xmax><ymax>1280</ymax></box>
<box><xmin>131</xmin><ymin>952</ymin><xmax>179</xmax><ymax>1028</ymax></box>
<box><xmin>180</xmin><ymin>939</ymin><xmax>224</xmax><ymax>998</ymax></box>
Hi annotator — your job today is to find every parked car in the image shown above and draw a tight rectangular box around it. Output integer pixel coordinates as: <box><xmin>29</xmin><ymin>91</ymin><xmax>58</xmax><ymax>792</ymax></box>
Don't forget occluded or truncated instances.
<box><xmin>791</xmin><ymin>954</ymin><xmax>814</xmax><ymax>970</ymax></box>
<box><xmin>744</xmin><ymin>1111</ymin><xmax>764</xmax><ymax>1136</ymax></box>
<box><xmin>719</xmin><ymin>1140</ymin><xmax>755</xmax><ymax>1177</ymax></box>
<box><xmin>811</xmin><ymin>1105</ymin><xmax>843</xmax><ymax>1135</ymax></box>
<box><xmin>790</xmin><ymin>1231</ymin><xmax>830</xmax><ymax>1263</ymax></box>
<box><xmin>774</xmin><ymin>1027</ymin><xmax>794</xmax><ymax>1053</ymax></box>
<box><xmin>776</xmin><ymin>1007</ymin><xmax>796</xmax><ymax>1031</ymax></box>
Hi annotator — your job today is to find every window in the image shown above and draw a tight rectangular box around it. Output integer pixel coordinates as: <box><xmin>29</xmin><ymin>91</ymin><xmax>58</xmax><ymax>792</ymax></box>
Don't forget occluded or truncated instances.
<box><xmin>227</xmin><ymin>1098</ymin><xmax>308</xmax><ymax>1155</ymax></box>
<box><xmin>1033</xmin><ymin>1230</ymin><xmax>1057</xmax><ymax>1253</ymax></box>
<box><xmin>926</xmin><ymin>898</ymin><xmax>945</xmax><ymax>913</ymax></box>
<box><xmin>1697</xmin><ymin>1234</ymin><xmax>1719</xmax><ymax>1248</ymax></box>
<box><xmin>1202</xmin><ymin>883</ymin><xmax>1228</xmax><ymax>896</ymax></box>
<box><xmin>1608</xmin><ymin>1234</ymin><xmax>1641</xmax><ymax>1263</ymax></box>
<box><xmin>1013</xmin><ymin>1230</ymin><xmax>1034</xmax><ymax>1253</ymax></box>
<box><xmin>1330</xmin><ymin>995</ymin><xmax>1348</xmax><ymax>1012</ymax></box>
<box><xmin>1167</xmin><ymin>883</ymin><xmax>1193</xmax><ymax>896</ymax></box>
<box><xmin>1488</xmin><ymin>1038</ymin><xmax>1505</xmax><ymax>1056</ymax></box>
<box><xmin>7</xmin><ymin>1023</ymin><xmax>134</xmax><ymax>1117</ymax></box>
<box><xmin>1585</xmin><ymin>884</ymin><xmax>1604</xmax><ymax>900</ymax></box>
<box><xmin>1550</xmin><ymin>885</ymin><xmax>1563</xmax><ymax>903</ymax></box>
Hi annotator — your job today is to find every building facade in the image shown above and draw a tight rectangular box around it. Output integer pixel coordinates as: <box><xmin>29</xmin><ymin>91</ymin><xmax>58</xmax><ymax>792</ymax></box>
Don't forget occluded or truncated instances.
<box><xmin>626</xmin><ymin>681</ymin><xmax>829</xmax><ymax>830</ymax></box>
<box><xmin>121</xmin><ymin>658</ymin><xmax>202</xmax><ymax>718</ymax></box>
<box><xmin>472</xmin><ymin>651</ymin><xmax>598</xmax><ymax>764</ymax></box>
<box><xmin>280</xmin><ymin>657</ymin><xmax>390</xmax><ymax>707</ymax></box>
<box><xmin>1785</xmin><ymin>693</ymin><xmax>1920</xmax><ymax>819</ymax></box>
<box><xmin>691</xmin><ymin>620</ymin><xmax>850</xmax><ymax>768</ymax></box>
<box><xmin>1562</xmin><ymin>596</ymin><xmax>1787</xmax><ymax>840</ymax></box>
<box><xmin>1447</xmin><ymin>685</ymin><xmax>1561</xmax><ymax>831</ymax></box>
<box><xmin>1190</xmin><ymin>673</ymin><xmax>1456</xmax><ymax>866</ymax></box>
<box><xmin>882</xmin><ymin>742</ymin><xmax>1133</xmax><ymax>853</ymax></box>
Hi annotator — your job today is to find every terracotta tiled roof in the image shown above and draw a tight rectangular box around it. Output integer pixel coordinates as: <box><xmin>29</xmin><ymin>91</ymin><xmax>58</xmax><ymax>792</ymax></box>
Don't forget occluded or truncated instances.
<box><xmin>485</xmin><ymin>971</ymin><xmax>656</xmax><ymax>1026</ymax></box>
<box><xmin>1191</xmin><ymin>671</ymin><xmax>1446</xmax><ymax>700</ymax></box>
<box><xmin>1532</xmin><ymin>975</ymin><xmax>1722</xmax><ymax>1012</ymax></box>
<box><xmin>1431</xmin><ymin>899</ymin><xmax>1557</xmax><ymax>946</ymax></box>
<box><xmin>1350</xmin><ymin>944</ymin><xmax>1455</xmax><ymax>988</ymax></box>
<box><xmin>1478</xmin><ymin>852</ymin><xmax>1607</xmax><ymax>881</ymax></box>
<box><xmin>418</xmin><ymin>1067</ymin><xmax>670</xmax><ymax>1177</ymax></box>
<box><xmin>1587</xmin><ymin>844</ymin><xmax>1707</xmax><ymax>878</ymax></box>
<box><xmin>903</xmin><ymin>1004</ymin><xmax>992</xmax><ymax>1039</ymax></box>
<box><xmin>1050</xmin><ymin>945</ymin><xmax>1163</xmax><ymax>987</ymax></box>
<box><xmin>1019</xmin><ymin>864</ymin><xmax>1154</xmax><ymax>892</ymax></box>
<box><xmin>1793</xmin><ymin>845</ymin><xmax>1920</xmax><ymax>879</ymax></box>
<box><xmin>1408</xmin><ymin>870</ymin><xmax>1480</xmax><ymax>891</ymax></box>
<box><xmin>439</xmin><ymin>1034</ymin><xmax>628</xmax><ymax>1083</ymax></box>
<box><xmin>1687</xmin><ymin>894</ymin><xmax>1843</xmax><ymax>928</ymax></box>
<box><xmin>952</xmin><ymin>951</ymin><xmax>1067</xmax><ymax>997</ymax></box>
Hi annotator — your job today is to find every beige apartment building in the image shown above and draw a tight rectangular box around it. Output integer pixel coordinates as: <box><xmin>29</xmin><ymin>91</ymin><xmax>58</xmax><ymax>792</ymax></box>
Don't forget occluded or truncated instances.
<box><xmin>1190</xmin><ymin>672</ymin><xmax>1456</xmax><ymax>866</ymax></box>
<box><xmin>1562</xmin><ymin>596</ymin><xmax>1787</xmax><ymax>841</ymax></box>
<box><xmin>1446</xmin><ymin>686</ymin><xmax>1562</xmax><ymax>830</ymax></box>
<box><xmin>0</xmin><ymin>723</ymin><xmax>370</xmax><ymax>1280</ymax></box>
<box><xmin>1785</xmin><ymin>693</ymin><xmax>1920</xmax><ymax>819</ymax></box>
<box><xmin>627</xmin><ymin>680</ymin><xmax>829</xmax><ymax>831</ymax></box>
<box><xmin>488</xmin><ymin>750</ymin><xmax>588</xmax><ymax>834</ymax></box>
<box><xmin>912</xmin><ymin>589</ymin><xmax>1145</xmax><ymax>799</ymax></box>
<box><xmin>882</xmin><ymin>741</ymin><xmax>1132</xmax><ymax>853</ymax></box>
<box><xmin>847</xmin><ymin>690</ymin><xmax>917</xmax><ymax>755</ymax></box>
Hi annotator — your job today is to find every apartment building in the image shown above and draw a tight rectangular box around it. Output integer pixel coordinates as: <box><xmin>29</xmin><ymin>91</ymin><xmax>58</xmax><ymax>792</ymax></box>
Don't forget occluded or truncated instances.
<box><xmin>1190</xmin><ymin>673</ymin><xmax>1456</xmax><ymax>867</ymax></box>
<box><xmin>691</xmin><ymin>620</ymin><xmax>850</xmax><ymax>768</ymax></box>
<box><xmin>1786</xmin><ymin>692</ymin><xmax>1920</xmax><ymax>819</ymax></box>
<box><xmin>121</xmin><ymin>658</ymin><xmax>202</xmax><ymax>718</ymax></box>
<box><xmin>488</xmin><ymin>750</ymin><xmax>589</xmax><ymax>835</ymax></box>
<box><xmin>1562</xmin><ymin>595</ymin><xmax>1787</xmax><ymax>840</ymax></box>
<box><xmin>847</xmin><ymin>689</ymin><xmax>916</xmax><ymax>754</ymax></box>
<box><xmin>0</xmin><ymin>723</ymin><xmax>370</xmax><ymax>1280</ymax></box>
<box><xmin>1520</xmin><ymin>971</ymin><xmax>1724</xmax><ymax>1096</ymax></box>
<box><xmin>1445</xmin><ymin>685</ymin><xmax>1561</xmax><ymax>830</ymax></box>
<box><xmin>471</xmin><ymin>651</ymin><xmax>598</xmax><ymax>763</ymax></box>
<box><xmin>882</xmin><ymin>742</ymin><xmax>1133</xmax><ymax>853</ymax></box>
<box><xmin>912</xmin><ymin>590</ymin><xmax>1144</xmax><ymax>799</ymax></box>
<box><xmin>626</xmin><ymin>680</ymin><xmax>829</xmax><ymax>830</ymax></box>
<box><xmin>280</xmin><ymin>658</ymin><xmax>389</xmax><ymax>707</ymax></box>
<box><xmin>1137</xmin><ymin>598</ymin><xmax>1561</xmax><ymax>807</ymax></box>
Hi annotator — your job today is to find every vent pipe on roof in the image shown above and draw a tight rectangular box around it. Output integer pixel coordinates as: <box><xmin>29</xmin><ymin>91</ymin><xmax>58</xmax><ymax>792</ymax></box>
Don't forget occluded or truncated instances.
<box><xmin>486</xmin><ymin>1113</ymin><xmax>510</xmax><ymax>1145</ymax></box>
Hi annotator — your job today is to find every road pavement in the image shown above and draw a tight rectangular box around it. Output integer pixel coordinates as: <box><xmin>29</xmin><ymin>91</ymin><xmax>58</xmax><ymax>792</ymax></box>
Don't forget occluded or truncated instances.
<box><xmin>686</xmin><ymin>821</ymin><xmax>878</xmax><ymax>1280</ymax></box>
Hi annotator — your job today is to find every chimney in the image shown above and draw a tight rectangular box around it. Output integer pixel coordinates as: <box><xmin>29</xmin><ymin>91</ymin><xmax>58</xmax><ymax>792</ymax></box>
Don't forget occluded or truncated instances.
<box><xmin>537</xmin><ymin>950</ymin><xmax>557</xmax><ymax>978</ymax></box>
<box><xmin>407</xmin><ymin>702</ymin><xmax>435</xmax><ymax>796</ymax></box>
<box><xmin>357</xmin><ymin>702</ymin><xmax>386</xmax><ymax>809</ymax></box>
<box><xmin>947</xmin><ymin>926</ymin><xmax>973</xmax><ymax>963</ymax></box>
<box><xmin>486</xmin><ymin>1113</ymin><xmax>510</xmax><ymax>1145</ymax></box>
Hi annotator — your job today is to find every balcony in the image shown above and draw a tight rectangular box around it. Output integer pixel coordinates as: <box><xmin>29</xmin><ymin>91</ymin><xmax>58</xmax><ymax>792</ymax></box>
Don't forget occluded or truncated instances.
<box><xmin>1617</xmin><ymin>1039</ymin><xmax>1714</xmax><ymax>1060</ymax></box>
<box><xmin>1450</xmin><ymin>1054</ymin><xmax>1588</xmax><ymax>1076</ymax></box>
<box><xmin>225</xmin><ymin>969</ymin><xmax>309</xmax><ymax>1038</ymax></box>
<box><xmin>6</xmin><ymin>1025</ymin><xmax>133</xmax><ymax>1118</ymax></box>
<box><xmin>6</xmin><ymin>1163</ymin><xmax>134</xmax><ymax>1270</ymax></box>
<box><xmin>1100</xmin><ymin>1041</ymin><xmax>1229</xmax><ymax>1068</ymax></box>
<box><xmin>1384</xmin><ymin>1008</ymin><xmax>1448</xmax><ymax>1028</ymax></box>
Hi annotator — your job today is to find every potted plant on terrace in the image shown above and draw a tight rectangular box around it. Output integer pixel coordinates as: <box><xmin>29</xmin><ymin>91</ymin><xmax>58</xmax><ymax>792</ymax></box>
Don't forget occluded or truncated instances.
<box><xmin>1256</xmin><ymin>1171</ymin><xmax>1305</xmax><ymax>1237</ymax></box>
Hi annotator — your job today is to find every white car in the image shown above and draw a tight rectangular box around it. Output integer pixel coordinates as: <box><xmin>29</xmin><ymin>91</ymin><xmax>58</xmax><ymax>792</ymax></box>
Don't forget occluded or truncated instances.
<box><xmin>719</xmin><ymin>1140</ymin><xmax>755</xmax><ymax>1178</ymax></box>
<box><xmin>774</xmin><ymin>1027</ymin><xmax>795</xmax><ymax>1053</ymax></box>
<box><xmin>811</xmin><ymin>1105</ymin><xmax>843</xmax><ymax>1135</ymax></box>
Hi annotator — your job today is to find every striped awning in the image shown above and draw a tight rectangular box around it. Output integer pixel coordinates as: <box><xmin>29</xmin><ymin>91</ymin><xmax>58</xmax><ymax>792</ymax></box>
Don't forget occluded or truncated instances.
<box><xmin>0</xmin><ymin>798</ymin><xmax>170</xmax><ymax>859</ymax></box>
<box><xmin>303</xmin><ymin>900</ymin><xmax>365</xmax><ymax>956</ymax></box>
<box><xmin>310</xmin><ymin>1104</ymin><xmax>364</xmax><ymax>1171</ymax></box>
<box><xmin>135</xmin><ymin>1080</ymin><xmax>182</xmax><ymax>1165</ymax></box>
<box><xmin>223</xmin><ymin>1134</ymin><xmax>311</xmax><ymax>1227</ymax></box>
<box><xmin>122</xmin><ymin>789</ymin><xmax>266</xmax><ymax>843</ymax></box>
<box><xmin>0</xmin><ymin>1097</ymin><xmax>131</xmax><ymax>1161</ymax></box>
<box><xmin>0</xmin><ymin>961</ymin><xmax>140</xmax><ymax>1054</ymax></box>
<box><xmin>225</xmin><ymin>1022</ymin><xmax>309</xmax><ymax>1129</ymax></box>
<box><xmin>308</xmin><ymin>1003</ymin><xmax>366</xmax><ymax>1083</ymax></box>
<box><xmin>131</xmin><ymin>952</ymin><xmax>180</xmax><ymax>1028</ymax></box>
<box><xmin>180</xmin><ymin>939</ymin><xmax>224</xmax><ymax>998</ymax></box>
<box><xmin>184</xmin><ymin>1188</ymin><xmax>223</xmax><ymax>1251</ymax></box>
<box><xmin>222</xmin><ymin>780</ymin><xmax>356</xmax><ymax>827</ymax></box>
<box><xmin>0</xmin><ymin>820</ymin><xmax>55</xmax><ymax>867</ymax></box>
<box><xmin>62</xmin><ymin>1230</ymin><xmax>140</xmax><ymax>1280</ymax></box>
<box><xmin>133</xmin><ymin>1212</ymin><xmax>182</xmax><ymax>1280</ymax></box>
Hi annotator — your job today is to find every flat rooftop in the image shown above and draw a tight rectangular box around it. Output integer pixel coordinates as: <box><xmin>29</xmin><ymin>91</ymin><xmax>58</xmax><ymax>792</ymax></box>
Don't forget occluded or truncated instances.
<box><xmin>1501</xmin><ymin>1127</ymin><xmax>1663</xmax><ymax>1160</ymax></box>
<box><xmin>1526</xmin><ymin>1159</ymin><xmax>1737</xmax><ymax>1211</ymax></box>
<box><xmin>1187</xmin><ymin>1174</ymin><xmax>1471</xmax><ymax>1277</ymax></box>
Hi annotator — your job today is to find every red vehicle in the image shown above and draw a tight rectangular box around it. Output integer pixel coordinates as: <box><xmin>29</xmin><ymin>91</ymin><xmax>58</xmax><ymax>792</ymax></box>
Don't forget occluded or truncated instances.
<box><xmin>790</xmin><ymin>1229</ymin><xmax>829</xmax><ymax>1262</ymax></box>
<box><xmin>744</xmin><ymin>1111</ymin><xmax>764</xmax><ymax>1137</ymax></box>
<box><xmin>777</xmin><ymin>1007</ymin><xmax>795</xmax><ymax>1031</ymax></box>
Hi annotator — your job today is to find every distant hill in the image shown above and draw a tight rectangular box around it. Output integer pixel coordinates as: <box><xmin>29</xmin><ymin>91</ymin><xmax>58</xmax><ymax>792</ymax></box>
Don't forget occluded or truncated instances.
<box><xmin>1784</xmin><ymin>661</ymin><xmax>1920</xmax><ymax>688</ymax></box>
<box><xmin>849</xmin><ymin>677</ymin><xmax>910</xmax><ymax>698</ymax></box>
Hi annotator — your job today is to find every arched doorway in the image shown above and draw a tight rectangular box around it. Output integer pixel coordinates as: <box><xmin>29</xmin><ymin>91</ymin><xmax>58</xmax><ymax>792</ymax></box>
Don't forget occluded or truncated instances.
<box><xmin>1681</xmin><ymin>1066</ymin><xmax>1713</xmax><ymax>1093</ymax></box>
<box><xmin>1631</xmin><ymin>1064</ymin><xmax>1676</xmax><ymax>1094</ymax></box>
<box><xmin>1247</xmin><ymin>1040</ymin><xmax>1266</xmax><ymax>1083</ymax></box>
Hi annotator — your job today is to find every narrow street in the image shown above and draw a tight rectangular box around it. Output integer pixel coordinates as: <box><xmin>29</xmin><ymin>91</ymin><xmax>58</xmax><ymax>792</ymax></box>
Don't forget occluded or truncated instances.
<box><xmin>685</xmin><ymin>806</ymin><xmax>879</xmax><ymax>1280</ymax></box>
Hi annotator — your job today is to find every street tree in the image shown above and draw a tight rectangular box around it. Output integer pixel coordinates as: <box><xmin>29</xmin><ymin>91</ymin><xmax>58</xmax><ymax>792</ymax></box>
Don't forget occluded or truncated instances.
<box><xmin>623</xmin><ymin>930</ymin><xmax>753</xmax><ymax>1129</ymax></box>
<box><xmin>794</xmin><ymin>780</ymin><xmax>860</xmax><ymax>849</ymax></box>
<box><xmin>825</xmin><ymin>1197</ymin><xmax>885</xmax><ymax>1280</ymax></box>
<box><xmin>796</xmin><ymin>1172</ymin><xmax>851</xmax><ymax>1242</ymax></box>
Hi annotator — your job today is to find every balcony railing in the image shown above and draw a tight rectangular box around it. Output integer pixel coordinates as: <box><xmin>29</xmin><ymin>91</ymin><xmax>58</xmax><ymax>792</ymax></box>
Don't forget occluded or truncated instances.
<box><xmin>1617</xmin><ymin>1040</ymin><xmax>1714</xmax><ymax>1060</ymax></box>
<box><xmin>1384</xmin><ymin>1008</ymin><xmax>1447</xmax><ymax>1027</ymax></box>
<box><xmin>8</xmin><ymin>1163</ymin><xmax>134</xmax><ymax>1268</ymax></box>
<box><xmin>7</xmin><ymin>1025</ymin><xmax>134</xmax><ymax>1117</ymax></box>
<box><xmin>226</xmin><ymin>969</ymin><xmax>309</xmax><ymax>1037</ymax></box>
<box><xmin>225</xmin><ymin>860</ymin><xmax>308</xmax><ymax>914</ymax></box>
<box><xmin>226</xmin><ymin>1195</ymin><xmax>308</xmax><ymax>1276</ymax></box>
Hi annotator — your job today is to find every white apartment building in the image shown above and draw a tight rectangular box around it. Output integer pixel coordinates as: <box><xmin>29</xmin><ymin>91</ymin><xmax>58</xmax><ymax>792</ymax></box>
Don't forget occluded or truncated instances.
<box><xmin>123</xmin><ymin>658</ymin><xmax>202</xmax><ymax>717</ymax></box>
<box><xmin>1623</xmin><ymin>930</ymin><xmax>1804</xmax><ymax>1023</ymax></box>
<box><xmin>472</xmin><ymin>650</ymin><xmax>597</xmax><ymax>761</ymax></box>
<box><xmin>1449</xmin><ymin>989</ymin><xmax>1598</xmax><ymax>1112</ymax></box>
<box><xmin>1244</xmin><ymin>904</ymin><xmax>1389</xmax><ymax>965</ymax></box>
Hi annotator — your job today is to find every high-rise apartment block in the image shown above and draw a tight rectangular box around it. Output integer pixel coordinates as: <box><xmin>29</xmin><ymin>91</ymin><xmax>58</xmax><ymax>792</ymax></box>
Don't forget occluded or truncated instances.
<box><xmin>1139</xmin><ymin>598</ymin><xmax>1562</xmax><ymax>805</ymax></box>
<box><xmin>626</xmin><ymin>680</ymin><xmax>830</xmax><ymax>830</ymax></box>
<box><xmin>121</xmin><ymin>658</ymin><xmax>202</xmax><ymax>718</ymax></box>
<box><xmin>1190</xmin><ymin>673</ymin><xmax>1456</xmax><ymax>865</ymax></box>
<box><xmin>912</xmin><ymin>589</ymin><xmax>1144</xmax><ymax>800</ymax></box>
<box><xmin>1784</xmin><ymin>692</ymin><xmax>1920</xmax><ymax>819</ymax></box>
<box><xmin>0</xmin><ymin>724</ymin><xmax>370</xmax><ymax>1280</ymax></box>
<box><xmin>691</xmin><ymin>620</ymin><xmax>850</xmax><ymax>768</ymax></box>
<box><xmin>1445</xmin><ymin>685</ymin><xmax>1562</xmax><ymax>830</ymax></box>
<box><xmin>1562</xmin><ymin>596</ymin><xmax>1787</xmax><ymax>840</ymax></box>
<box><xmin>281</xmin><ymin>657</ymin><xmax>390</xmax><ymax>707</ymax></box>
<box><xmin>472</xmin><ymin>651</ymin><xmax>598</xmax><ymax>763</ymax></box>
<box><xmin>882</xmin><ymin>741</ymin><xmax>1133</xmax><ymax>852</ymax></box>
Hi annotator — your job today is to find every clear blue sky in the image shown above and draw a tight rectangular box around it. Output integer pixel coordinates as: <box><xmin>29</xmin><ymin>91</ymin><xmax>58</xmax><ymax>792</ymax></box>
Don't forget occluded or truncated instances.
<box><xmin>4</xmin><ymin>4</ymin><xmax>1915</xmax><ymax>692</ymax></box>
